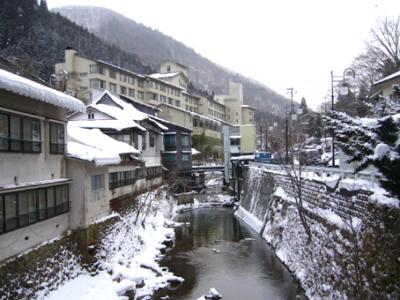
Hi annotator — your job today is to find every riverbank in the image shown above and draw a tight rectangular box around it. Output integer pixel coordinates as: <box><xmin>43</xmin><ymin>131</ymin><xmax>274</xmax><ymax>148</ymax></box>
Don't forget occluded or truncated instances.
<box><xmin>43</xmin><ymin>188</ymin><xmax>182</xmax><ymax>300</ymax></box>
<box><xmin>237</xmin><ymin>164</ymin><xmax>400</xmax><ymax>300</ymax></box>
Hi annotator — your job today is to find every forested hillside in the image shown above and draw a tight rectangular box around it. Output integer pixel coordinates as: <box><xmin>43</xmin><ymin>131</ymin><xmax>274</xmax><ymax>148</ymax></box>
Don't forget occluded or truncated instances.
<box><xmin>53</xmin><ymin>6</ymin><xmax>291</xmax><ymax>115</ymax></box>
<box><xmin>0</xmin><ymin>1</ymin><xmax>290</xmax><ymax>116</ymax></box>
<box><xmin>0</xmin><ymin>0</ymin><xmax>153</xmax><ymax>83</ymax></box>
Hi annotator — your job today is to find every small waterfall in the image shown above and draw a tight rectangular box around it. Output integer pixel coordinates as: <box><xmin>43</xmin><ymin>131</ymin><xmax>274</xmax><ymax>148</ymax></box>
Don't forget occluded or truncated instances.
<box><xmin>238</xmin><ymin>167</ymin><xmax>275</xmax><ymax>233</ymax></box>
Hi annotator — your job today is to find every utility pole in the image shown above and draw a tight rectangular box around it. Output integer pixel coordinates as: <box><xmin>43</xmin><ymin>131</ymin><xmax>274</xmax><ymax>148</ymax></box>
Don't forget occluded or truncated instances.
<box><xmin>285</xmin><ymin>106</ymin><xmax>289</xmax><ymax>163</ymax></box>
<box><xmin>287</xmin><ymin>87</ymin><xmax>295</xmax><ymax>114</ymax></box>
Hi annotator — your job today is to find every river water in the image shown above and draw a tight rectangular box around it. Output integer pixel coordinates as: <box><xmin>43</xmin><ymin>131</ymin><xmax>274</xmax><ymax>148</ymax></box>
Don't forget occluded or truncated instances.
<box><xmin>155</xmin><ymin>207</ymin><xmax>306</xmax><ymax>300</ymax></box>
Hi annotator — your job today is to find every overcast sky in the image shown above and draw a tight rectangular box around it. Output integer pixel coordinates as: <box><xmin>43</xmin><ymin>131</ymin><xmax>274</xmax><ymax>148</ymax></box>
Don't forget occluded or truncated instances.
<box><xmin>47</xmin><ymin>0</ymin><xmax>400</xmax><ymax>109</ymax></box>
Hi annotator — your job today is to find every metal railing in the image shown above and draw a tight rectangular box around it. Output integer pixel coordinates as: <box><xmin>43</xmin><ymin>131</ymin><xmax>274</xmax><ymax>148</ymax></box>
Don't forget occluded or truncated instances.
<box><xmin>250</xmin><ymin>162</ymin><xmax>381</xmax><ymax>184</ymax></box>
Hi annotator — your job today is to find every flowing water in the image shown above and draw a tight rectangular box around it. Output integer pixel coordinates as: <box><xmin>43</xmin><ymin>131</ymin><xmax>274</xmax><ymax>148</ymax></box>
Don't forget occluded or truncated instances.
<box><xmin>155</xmin><ymin>207</ymin><xmax>306</xmax><ymax>300</ymax></box>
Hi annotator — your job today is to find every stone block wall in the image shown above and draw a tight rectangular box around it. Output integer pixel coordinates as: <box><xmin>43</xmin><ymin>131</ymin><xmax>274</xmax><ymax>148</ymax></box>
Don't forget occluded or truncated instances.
<box><xmin>240</xmin><ymin>165</ymin><xmax>400</xmax><ymax>299</ymax></box>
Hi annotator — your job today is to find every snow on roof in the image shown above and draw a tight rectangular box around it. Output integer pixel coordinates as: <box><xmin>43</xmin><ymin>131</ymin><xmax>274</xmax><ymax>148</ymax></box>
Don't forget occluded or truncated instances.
<box><xmin>96</xmin><ymin>60</ymin><xmax>145</xmax><ymax>79</ymax></box>
<box><xmin>157</xmin><ymin>103</ymin><xmax>222</xmax><ymax>126</ymax></box>
<box><xmin>231</xmin><ymin>154</ymin><xmax>255</xmax><ymax>161</ymax></box>
<box><xmin>230</xmin><ymin>135</ymin><xmax>241</xmax><ymax>139</ymax></box>
<box><xmin>373</xmin><ymin>70</ymin><xmax>400</xmax><ymax>86</ymax></box>
<box><xmin>147</xmin><ymin>114</ymin><xmax>192</xmax><ymax>132</ymax></box>
<box><xmin>0</xmin><ymin>68</ymin><xmax>85</xmax><ymax>112</ymax></box>
<box><xmin>69</xmin><ymin>119</ymin><xmax>143</xmax><ymax>131</ymax></box>
<box><xmin>241</xmin><ymin>104</ymin><xmax>255</xmax><ymax>109</ymax></box>
<box><xmin>192</xmin><ymin>148</ymin><xmax>201</xmax><ymax>155</ymax></box>
<box><xmin>67</xmin><ymin>124</ymin><xmax>139</xmax><ymax>166</ymax></box>
<box><xmin>90</xmin><ymin>104</ymin><xmax>146</xmax><ymax>131</ymax></box>
<box><xmin>146</xmin><ymin>75</ymin><xmax>185</xmax><ymax>91</ymax></box>
<box><xmin>149</xmin><ymin>72</ymin><xmax>180</xmax><ymax>79</ymax></box>
<box><xmin>93</xmin><ymin>90</ymin><xmax>148</xmax><ymax>121</ymax></box>
<box><xmin>147</xmin><ymin>117</ymin><xmax>168</xmax><ymax>131</ymax></box>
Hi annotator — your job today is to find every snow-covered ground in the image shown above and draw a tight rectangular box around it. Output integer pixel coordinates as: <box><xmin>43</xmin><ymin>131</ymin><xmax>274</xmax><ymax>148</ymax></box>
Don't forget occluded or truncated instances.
<box><xmin>43</xmin><ymin>188</ymin><xmax>183</xmax><ymax>300</ymax></box>
<box><xmin>42</xmin><ymin>175</ymin><xmax>230</xmax><ymax>300</ymax></box>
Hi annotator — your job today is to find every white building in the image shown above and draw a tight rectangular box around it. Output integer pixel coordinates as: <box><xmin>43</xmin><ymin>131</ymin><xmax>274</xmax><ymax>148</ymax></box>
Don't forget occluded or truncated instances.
<box><xmin>66</xmin><ymin>125</ymin><xmax>140</xmax><ymax>228</ymax></box>
<box><xmin>0</xmin><ymin>68</ymin><xmax>85</xmax><ymax>261</ymax></box>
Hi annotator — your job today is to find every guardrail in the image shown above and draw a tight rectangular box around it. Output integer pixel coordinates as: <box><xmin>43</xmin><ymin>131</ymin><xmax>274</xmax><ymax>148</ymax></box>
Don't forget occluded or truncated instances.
<box><xmin>250</xmin><ymin>162</ymin><xmax>381</xmax><ymax>184</ymax></box>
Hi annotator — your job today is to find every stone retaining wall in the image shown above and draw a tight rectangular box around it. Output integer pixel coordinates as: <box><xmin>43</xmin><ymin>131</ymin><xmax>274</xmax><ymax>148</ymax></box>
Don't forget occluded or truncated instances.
<box><xmin>240</xmin><ymin>165</ymin><xmax>400</xmax><ymax>300</ymax></box>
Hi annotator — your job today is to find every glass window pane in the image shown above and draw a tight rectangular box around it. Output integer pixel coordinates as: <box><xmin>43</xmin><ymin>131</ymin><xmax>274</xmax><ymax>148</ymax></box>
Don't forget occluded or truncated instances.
<box><xmin>38</xmin><ymin>189</ymin><xmax>46</xmax><ymax>220</ymax></box>
<box><xmin>0</xmin><ymin>196</ymin><xmax>3</xmax><ymax>233</ymax></box>
<box><xmin>0</xmin><ymin>113</ymin><xmax>9</xmax><ymax>150</ymax></box>
<box><xmin>18</xmin><ymin>192</ymin><xmax>29</xmax><ymax>226</ymax></box>
<box><xmin>32</xmin><ymin>120</ymin><xmax>41</xmax><ymax>152</ymax></box>
<box><xmin>5</xmin><ymin>194</ymin><xmax>17</xmax><ymax>231</ymax></box>
<box><xmin>10</xmin><ymin>115</ymin><xmax>21</xmax><ymax>151</ymax></box>
<box><xmin>47</xmin><ymin>187</ymin><xmax>55</xmax><ymax>217</ymax></box>
<box><xmin>28</xmin><ymin>191</ymin><xmax>37</xmax><ymax>223</ymax></box>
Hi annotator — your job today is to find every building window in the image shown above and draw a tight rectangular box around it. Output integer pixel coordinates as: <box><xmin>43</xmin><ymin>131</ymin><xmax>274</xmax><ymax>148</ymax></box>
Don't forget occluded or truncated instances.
<box><xmin>168</xmin><ymin>98</ymin><xmax>173</xmax><ymax>105</ymax></box>
<box><xmin>138</xmin><ymin>80</ymin><xmax>144</xmax><ymax>88</ymax></box>
<box><xmin>120</xmin><ymin>86</ymin><xmax>127</xmax><ymax>95</ymax></box>
<box><xmin>164</xmin><ymin>134</ymin><xmax>176</xmax><ymax>146</ymax></box>
<box><xmin>160</xmin><ymin>95</ymin><xmax>166</xmax><ymax>103</ymax></box>
<box><xmin>0</xmin><ymin>112</ymin><xmax>41</xmax><ymax>153</ymax></box>
<box><xmin>181</xmin><ymin>134</ymin><xmax>190</xmax><ymax>147</ymax></box>
<box><xmin>128</xmin><ymin>88</ymin><xmax>135</xmax><ymax>97</ymax></box>
<box><xmin>163</xmin><ymin>153</ymin><xmax>176</xmax><ymax>161</ymax></box>
<box><xmin>109</xmin><ymin>169</ymin><xmax>144</xmax><ymax>189</ymax></box>
<box><xmin>91</xmin><ymin>174</ymin><xmax>105</xmax><ymax>191</ymax></box>
<box><xmin>167</xmin><ymin>65</ymin><xmax>171</xmax><ymax>72</ymax></box>
<box><xmin>120</xmin><ymin>73</ymin><xmax>127</xmax><ymax>82</ymax></box>
<box><xmin>0</xmin><ymin>185</ymin><xmax>69</xmax><ymax>234</ymax></box>
<box><xmin>109</xmin><ymin>82</ymin><xmax>117</xmax><ymax>93</ymax></box>
<box><xmin>149</xmin><ymin>132</ymin><xmax>155</xmax><ymax>147</ymax></box>
<box><xmin>89</xmin><ymin>65</ymin><xmax>105</xmax><ymax>75</ymax></box>
<box><xmin>147</xmin><ymin>92</ymin><xmax>158</xmax><ymax>101</ymax></box>
<box><xmin>230</xmin><ymin>138</ymin><xmax>240</xmax><ymax>146</ymax></box>
<box><xmin>128</xmin><ymin>76</ymin><xmax>135</xmax><ymax>85</ymax></box>
<box><xmin>138</xmin><ymin>91</ymin><xmax>144</xmax><ymax>99</ymax></box>
<box><xmin>109</xmin><ymin>70</ymin><xmax>117</xmax><ymax>79</ymax></box>
<box><xmin>90</xmin><ymin>79</ymin><xmax>105</xmax><ymax>89</ymax></box>
<box><xmin>146</xmin><ymin>166</ymin><xmax>162</xmax><ymax>179</ymax></box>
<box><xmin>181</xmin><ymin>153</ymin><xmax>190</xmax><ymax>161</ymax></box>
<box><xmin>88</xmin><ymin>113</ymin><xmax>95</xmax><ymax>119</ymax></box>
<box><xmin>49</xmin><ymin>122</ymin><xmax>65</xmax><ymax>154</ymax></box>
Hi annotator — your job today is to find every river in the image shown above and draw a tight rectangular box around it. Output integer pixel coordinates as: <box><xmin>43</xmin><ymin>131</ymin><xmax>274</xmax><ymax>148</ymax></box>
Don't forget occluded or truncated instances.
<box><xmin>155</xmin><ymin>206</ymin><xmax>306</xmax><ymax>300</ymax></box>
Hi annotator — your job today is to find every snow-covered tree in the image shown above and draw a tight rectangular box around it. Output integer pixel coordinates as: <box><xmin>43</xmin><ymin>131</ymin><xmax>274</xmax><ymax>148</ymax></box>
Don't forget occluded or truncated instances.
<box><xmin>326</xmin><ymin>85</ymin><xmax>400</xmax><ymax>199</ymax></box>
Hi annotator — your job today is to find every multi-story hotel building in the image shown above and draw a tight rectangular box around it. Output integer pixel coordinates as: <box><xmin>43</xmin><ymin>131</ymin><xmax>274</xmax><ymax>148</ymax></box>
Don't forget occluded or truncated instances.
<box><xmin>55</xmin><ymin>48</ymin><xmax>256</xmax><ymax>156</ymax></box>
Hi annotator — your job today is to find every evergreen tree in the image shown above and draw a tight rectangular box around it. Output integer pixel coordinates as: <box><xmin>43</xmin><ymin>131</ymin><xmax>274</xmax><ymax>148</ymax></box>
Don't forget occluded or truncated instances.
<box><xmin>326</xmin><ymin>86</ymin><xmax>400</xmax><ymax>199</ymax></box>
<box><xmin>300</xmin><ymin>97</ymin><xmax>308</xmax><ymax>114</ymax></box>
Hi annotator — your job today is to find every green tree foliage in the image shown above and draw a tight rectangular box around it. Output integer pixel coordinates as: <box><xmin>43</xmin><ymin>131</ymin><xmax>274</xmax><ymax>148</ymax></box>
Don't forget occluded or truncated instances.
<box><xmin>192</xmin><ymin>133</ymin><xmax>220</xmax><ymax>161</ymax></box>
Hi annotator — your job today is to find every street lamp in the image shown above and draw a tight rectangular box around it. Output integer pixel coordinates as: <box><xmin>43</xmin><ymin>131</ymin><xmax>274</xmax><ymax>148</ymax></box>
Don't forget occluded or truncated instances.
<box><xmin>330</xmin><ymin>68</ymin><xmax>356</xmax><ymax>167</ymax></box>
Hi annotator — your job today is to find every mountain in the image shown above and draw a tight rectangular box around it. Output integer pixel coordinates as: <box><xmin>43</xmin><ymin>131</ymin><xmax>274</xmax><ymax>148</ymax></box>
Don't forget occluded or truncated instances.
<box><xmin>53</xmin><ymin>6</ymin><xmax>290</xmax><ymax>116</ymax></box>
<box><xmin>0</xmin><ymin>0</ymin><xmax>153</xmax><ymax>84</ymax></box>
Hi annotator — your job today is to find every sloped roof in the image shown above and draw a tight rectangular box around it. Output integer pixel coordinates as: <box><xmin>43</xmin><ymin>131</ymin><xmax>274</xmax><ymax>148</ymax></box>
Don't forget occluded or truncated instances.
<box><xmin>373</xmin><ymin>70</ymin><xmax>400</xmax><ymax>86</ymax></box>
<box><xmin>67</xmin><ymin>124</ymin><xmax>139</xmax><ymax>166</ymax></box>
<box><xmin>0</xmin><ymin>68</ymin><xmax>85</xmax><ymax>112</ymax></box>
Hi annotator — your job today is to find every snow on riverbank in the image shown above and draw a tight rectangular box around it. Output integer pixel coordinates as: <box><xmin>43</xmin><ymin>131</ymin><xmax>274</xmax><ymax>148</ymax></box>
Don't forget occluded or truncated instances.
<box><xmin>44</xmin><ymin>189</ymin><xmax>183</xmax><ymax>300</ymax></box>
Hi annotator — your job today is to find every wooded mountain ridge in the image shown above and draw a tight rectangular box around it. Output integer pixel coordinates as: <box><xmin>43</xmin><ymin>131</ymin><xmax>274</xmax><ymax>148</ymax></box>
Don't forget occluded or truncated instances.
<box><xmin>53</xmin><ymin>5</ymin><xmax>290</xmax><ymax>116</ymax></box>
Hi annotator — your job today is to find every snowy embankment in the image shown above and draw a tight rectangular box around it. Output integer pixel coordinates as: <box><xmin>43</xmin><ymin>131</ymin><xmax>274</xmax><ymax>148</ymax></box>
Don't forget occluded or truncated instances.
<box><xmin>237</xmin><ymin>165</ymin><xmax>400</xmax><ymax>299</ymax></box>
<box><xmin>44</xmin><ymin>189</ymin><xmax>183</xmax><ymax>300</ymax></box>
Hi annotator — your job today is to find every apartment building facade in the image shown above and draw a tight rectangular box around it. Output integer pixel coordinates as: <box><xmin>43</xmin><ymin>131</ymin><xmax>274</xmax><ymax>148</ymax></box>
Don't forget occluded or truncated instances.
<box><xmin>55</xmin><ymin>48</ymin><xmax>256</xmax><ymax>157</ymax></box>
<box><xmin>0</xmin><ymin>68</ymin><xmax>85</xmax><ymax>261</ymax></box>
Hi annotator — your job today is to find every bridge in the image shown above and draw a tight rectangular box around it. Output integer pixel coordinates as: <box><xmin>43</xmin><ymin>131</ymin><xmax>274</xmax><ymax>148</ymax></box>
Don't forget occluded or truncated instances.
<box><xmin>192</xmin><ymin>165</ymin><xmax>224</xmax><ymax>173</ymax></box>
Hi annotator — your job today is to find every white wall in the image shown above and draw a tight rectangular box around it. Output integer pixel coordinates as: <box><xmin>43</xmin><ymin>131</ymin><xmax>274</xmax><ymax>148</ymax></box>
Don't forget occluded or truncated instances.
<box><xmin>0</xmin><ymin>120</ymin><xmax>66</xmax><ymax>186</ymax></box>
<box><xmin>0</xmin><ymin>214</ymin><xmax>68</xmax><ymax>261</ymax></box>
